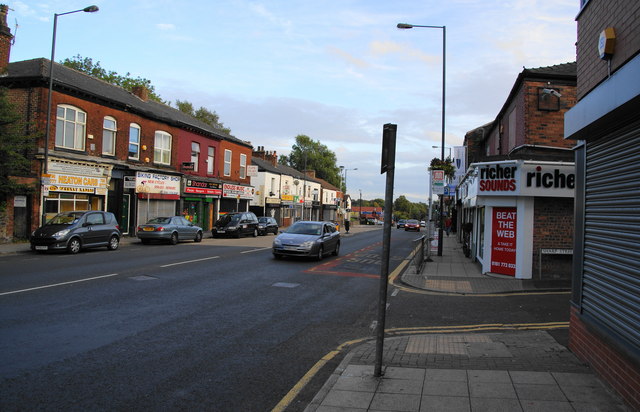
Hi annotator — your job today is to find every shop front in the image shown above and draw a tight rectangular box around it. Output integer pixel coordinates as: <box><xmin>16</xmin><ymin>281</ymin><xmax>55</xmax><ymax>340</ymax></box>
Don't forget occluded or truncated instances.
<box><xmin>459</xmin><ymin>160</ymin><xmax>575</xmax><ymax>279</ymax></box>
<box><xmin>43</xmin><ymin>161</ymin><xmax>111</xmax><ymax>222</ymax></box>
<box><xmin>264</xmin><ymin>197</ymin><xmax>281</xmax><ymax>223</ymax></box>
<box><xmin>220</xmin><ymin>183</ymin><xmax>254</xmax><ymax>215</ymax></box>
<box><xmin>280</xmin><ymin>195</ymin><xmax>294</xmax><ymax>227</ymax></box>
<box><xmin>135</xmin><ymin>171</ymin><xmax>181</xmax><ymax>226</ymax></box>
<box><xmin>181</xmin><ymin>178</ymin><xmax>222</xmax><ymax>230</ymax></box>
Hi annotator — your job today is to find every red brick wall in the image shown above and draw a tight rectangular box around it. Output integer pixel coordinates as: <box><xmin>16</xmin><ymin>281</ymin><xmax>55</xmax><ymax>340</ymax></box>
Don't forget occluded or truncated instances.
<box><xmin>524</xmin><ymin>81</ymin><xmax>576</xmax><ymax>149</ymax></box>
<box><xmin>569</xmin><ymin>307</ymin><xmax>640</xmax><ymax>410</ymax></box>
<box><xmin>176</xmin><ymin>130</ymin><xmax>220</xmax><ymax>178</ymax></box>
<box><xmin>533</xmin><ymin>197</ymin><xmax>573</xmax><ymax>279</ymax></box>
<box><xmin>576</xmin><ymin>0</ymin><xmax>640</xmax><ymax>100</ymax></box>
<box><xmin>218</xmin><ymin>139</ymin><xmax>252</xmax><ymax>185</ymax></box>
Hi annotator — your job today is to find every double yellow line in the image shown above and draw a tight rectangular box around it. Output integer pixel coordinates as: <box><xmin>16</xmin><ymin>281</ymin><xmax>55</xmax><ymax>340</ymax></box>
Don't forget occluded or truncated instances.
<box><xmin>272</xmin><ymin>321</ymin><xmax>569</xmax><ymax>411</ymax></box>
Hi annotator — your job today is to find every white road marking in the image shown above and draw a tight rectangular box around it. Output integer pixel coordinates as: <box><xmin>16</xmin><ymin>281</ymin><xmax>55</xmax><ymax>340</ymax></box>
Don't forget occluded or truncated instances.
<box><xmin>160</xmin><ymin>256</ymin><xmax>219</xmax><ymax>267</ymax></box>
<box><xmin>392</xmin><ymin>288</ymin><xmax>399</xmax><ymax>297</ymax></box>
<box><xmin>241</xmin><ymin>247</ymin><xmax>271</xmax><ymax>254</ymax></box>
<box><xmin>0</xmin><ymin>273</ymin><xmax>120</xmax><ymax>296</ymax></box>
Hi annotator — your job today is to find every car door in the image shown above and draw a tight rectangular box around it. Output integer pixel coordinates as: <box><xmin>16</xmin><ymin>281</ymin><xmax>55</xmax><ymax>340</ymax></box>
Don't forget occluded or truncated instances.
<box><xmin>322</xmin><ymin>223</ymin><xmax>337</xmax><ymax>252</ymax></box>
<box><xmin>178</xmin><ymin>216</ymin><xmax>197</xmax><ymax>238</ymax></box>
<box><xmin>83</xmin><ymin>212</ymin><xmax>107</xmax><ymax>245</ymax></box>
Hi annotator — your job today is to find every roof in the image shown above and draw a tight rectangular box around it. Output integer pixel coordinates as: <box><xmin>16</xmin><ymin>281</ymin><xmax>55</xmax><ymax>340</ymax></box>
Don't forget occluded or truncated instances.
<box><xmin>251</xmin><ymin>157</ymin><xmax>321</xmax><ymax>183</ymax></box>
<box><xmin>2</xmin><ymin>58</ymin><xmax>252</xmax><ymax>148</ymax></box>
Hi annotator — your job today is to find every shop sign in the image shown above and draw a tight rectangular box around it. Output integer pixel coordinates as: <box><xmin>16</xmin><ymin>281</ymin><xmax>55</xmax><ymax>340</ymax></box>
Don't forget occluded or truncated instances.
<box><xmin>491</xmin><ymin>207</ymin><xmax>517</xmax><ymax>276</ymax></box>
<box><xmin>45</xmin><ymin>173</ymin><xmax>107</xmax><ymax>193</ymax></box>
<box><xmin>49</xmin><ymin>161</ymin><xmax>104</xmax><ymax>177</ymax></box>
<box><xmin>247</xmin><ymin>165</ymin><xmax>258</xmax><ymax>177</ymax></box>
<box><xmin>477</xmin><ymin>162</ymin><xmax>575</xmax><ymax>197</ymax></box>
<box><xmin>124</xmin><ymin>176</ymin><xmax>136</xmax><ymax>189</ymax></box>
<box><xmin>266</xmin><ymin>197</ymin><xmax>281</xmax><ymax>205</ymax></box>
<box><xmin>135</xmin><ymin>172</ymin><xmax>180</xmax><ymax>195</ymax></box>
<box><xmin>185</xmin><ymin>179</ymin><xmax>222</xmax><ymax>196</ymax></box>
<box><xmin>281</xmin><ymin>194</ymin><xmax>294</xmax><ymax>202</ymax></box>
<box><xmin>46</xmin><ymin>185</ymin><xmax>95</xmax><ymax>194</ymax></box>
<box><xmin>14</xmin><ymin>195</ymin><xmax>27</xmax><ymax>208</ymax></box>
<box><xmin>222</xmin><ymin>183</ymin><xmax>254</xmax><ymax>199</ymax></box>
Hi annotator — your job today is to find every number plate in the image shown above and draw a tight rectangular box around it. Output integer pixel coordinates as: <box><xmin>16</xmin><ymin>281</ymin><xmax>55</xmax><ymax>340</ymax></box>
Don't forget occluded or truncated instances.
<box><xmin>35</xmin><ymin>246</ymin><xmax>48</xmax><ymax>251</ymax></box>
<box><xmin>143</xmin><ymin>227</ymin><xmax>155</xmax><ymax>231</ymax></box>
<box><xmin>217</xmin><ymin>230</ymin><xmax>226</xmax><ymax>233</ymax></box>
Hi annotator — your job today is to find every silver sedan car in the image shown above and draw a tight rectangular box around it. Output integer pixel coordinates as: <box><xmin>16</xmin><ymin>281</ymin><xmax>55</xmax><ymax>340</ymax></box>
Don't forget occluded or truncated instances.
<box><xmin>137</xmin><ymin>216</ymin><xmax>203</xmax><ymax>245</ymax></box>
<box><xmin>272</xmin><ymin>221</ymin><xmax>340</xmax><ymax>260</ymax></box>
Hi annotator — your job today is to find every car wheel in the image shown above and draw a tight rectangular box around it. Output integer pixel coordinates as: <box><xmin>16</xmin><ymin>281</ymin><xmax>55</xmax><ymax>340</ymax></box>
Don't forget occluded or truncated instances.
<box><xmin>253</xmin><ymin>228</ymin><xmax>258</xmax><ymax>237</ymax></box>
<box><xmin>194</xmin><ymin>231</ymin><xmax>203</xmax><ymax>242</ymax></box>
<box><xmin>332</xmin><ymin>241</ymin><xmax>340</xmax><ymax>256</ymax></box>
<box><xmin>67</xmin><ymin>238</ymin><xmax>81</xmax><ymax>254</ymax></box>
<box><xmin>170</xmin><ymin>232</ymin><xmax>179</xmax><ymax>245</ymax></box>
<box><xmin>273</xmin><ymin>253</ymin><xmax>282</xmax><ymax>260</ymax></box>
<box><xmin>107</xmin><ymin>235</ymin><xmax>119</xmax><ymax>250</ymax></box>
<box><xmin>274</xmin><ymin>228</ymin><xmax>278</xmax><ymax>235</ymax></box>
<box><xmin>316</xmin><ymin>245</ymin><xmax>324</xmax><ymax>261</ymax></box>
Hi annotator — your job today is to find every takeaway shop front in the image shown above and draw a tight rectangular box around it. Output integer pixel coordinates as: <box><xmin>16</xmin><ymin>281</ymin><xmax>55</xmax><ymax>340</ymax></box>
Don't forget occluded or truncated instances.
<box><xmin>459</xmin><ymin>160</ymin><xmax>575</xmax><ymax>279</ymax></box>
<box><xmin>181</xmin><ymin>177</ymin><xmax>222</xmax><ymax>231</ymax></box>
<box><xmin>220</xmin><ymin>183</ymin><xmax>254</xmax><ymax>215</ymax></box>
<box><xmin>135</xmin><ymin>171</ymin><xmax>181</xmax><ymax>226</ymax></box>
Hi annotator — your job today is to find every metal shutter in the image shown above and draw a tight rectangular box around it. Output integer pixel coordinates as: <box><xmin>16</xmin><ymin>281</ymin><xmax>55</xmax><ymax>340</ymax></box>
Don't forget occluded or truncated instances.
<box><xmin>581</xmin><ymin>123</ymin><xmax>640</xmax><ymax>349</ymax></box>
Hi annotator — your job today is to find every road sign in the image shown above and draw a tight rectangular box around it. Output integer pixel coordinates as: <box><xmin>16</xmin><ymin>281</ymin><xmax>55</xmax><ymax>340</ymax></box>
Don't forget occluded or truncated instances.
<box><xmin>432</xmin><ymin>170</ymin><xmax>445</xmax><ymax>195</ymax></box>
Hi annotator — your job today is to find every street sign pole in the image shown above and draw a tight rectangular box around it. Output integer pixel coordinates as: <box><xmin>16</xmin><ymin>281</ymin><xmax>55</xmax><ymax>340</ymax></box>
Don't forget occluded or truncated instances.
<box><xmin>375</xmin><ymin>123</ymin><xmax>396</xmax><ymax>377</ymax></box>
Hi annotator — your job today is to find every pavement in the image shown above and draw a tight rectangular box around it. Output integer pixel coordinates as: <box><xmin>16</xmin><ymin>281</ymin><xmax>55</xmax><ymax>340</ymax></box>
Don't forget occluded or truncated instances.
<box><xmin>302</xmin><ymin>230</ymin><xmax>630</xmax><ymax>411</ymax></box>
<box><xmin>0</xmin><ymin>226</ymin><xmax>629</xmax><ymax>411</ymax></box>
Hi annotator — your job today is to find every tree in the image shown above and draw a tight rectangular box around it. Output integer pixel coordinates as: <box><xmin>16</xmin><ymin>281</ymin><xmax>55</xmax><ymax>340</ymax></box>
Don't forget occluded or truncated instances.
<box><xmin>0</xmin><ymin>87</ymin><xmax>36</xmax><ymax>201</ymax></box>
<box><xmin>62</xmin><ymin>55</ymin><xmax>164</xmax><ymax>102</ymax></box>
<box><xmin>287</xmin><ymin>135</ymin><xmax>341</xmax><ymax>188</ymax></box>
<box><xmin>429</xmin><ymin>157</ymin><xmax>455</xmax><ymax>180</ymax></box>
<box><xmin>174</xmin><ymin>99</ymin><xmax>231</xmax><ymax>135</ymax></box>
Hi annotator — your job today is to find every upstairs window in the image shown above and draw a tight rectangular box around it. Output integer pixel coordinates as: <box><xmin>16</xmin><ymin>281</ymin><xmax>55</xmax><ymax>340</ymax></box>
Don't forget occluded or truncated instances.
<box><xmin>207</xmin><ymin>147</ymin><xmax>215</xmax><ymax>175</ymax></box>
<box><xmin>55</xmin><ymin>105</ymin><xmax>86</xmax><ymax>151</ymax></box>
<box><xmin>102</xmin><ymin>116</ymin><xmax>117</xmax><ymax>155</ymax></box>
<box><xmin>154</xmin><ymin>131</ymin><xmax>172</xmax><ymax>165</ymax></box>
<box><xmin>224</xmin><ymin>149</ymin><xmax>232</xmax><ymax>176</ymax></box>
<box><xmin>191</xmin><ymin>142</ymin><xmax>200</xmax><ymax>172</ymax></box>
<box><xmin>239</xmin><ymin>153</ymin><xmax>247</xmax><ymax>179</ymax></box>
<box><xmin>128</xmin><ymin>123</ymin><xmax>140</xmax><ymax>160</ymax></box>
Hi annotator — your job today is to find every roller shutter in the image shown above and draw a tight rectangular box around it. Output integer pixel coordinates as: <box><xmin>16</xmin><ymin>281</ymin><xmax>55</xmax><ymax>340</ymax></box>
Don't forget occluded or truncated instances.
<box><xmin>581</xmin><ymin>123</ymin><xmax>640</xmax><ymax>349</ymax></box>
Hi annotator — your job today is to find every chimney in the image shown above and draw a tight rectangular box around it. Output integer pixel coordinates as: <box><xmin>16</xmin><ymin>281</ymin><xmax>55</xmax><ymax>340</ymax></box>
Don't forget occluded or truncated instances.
<box><xmin>304</xmin><ymin>170</ymin><xmax>316</xmax><ymax>179</ymax></box>
<box><xmin>0</xmin><ymin>4</ymin><xmax>13</xmax><ymax>73</ymax></box>
<box><xmin>131</xmin><ymin>85</ymin><xmax>149</xmax><ymax>101</ymax></box>
<box><xmin>264</xmin><ymin>149</ymin><xmax>277</xmax><ymax>166</ymax></box>
<box><xmin>253</xmin><ymin>146</ymin><xmax>266</xmax><ymax>160</ymax></box>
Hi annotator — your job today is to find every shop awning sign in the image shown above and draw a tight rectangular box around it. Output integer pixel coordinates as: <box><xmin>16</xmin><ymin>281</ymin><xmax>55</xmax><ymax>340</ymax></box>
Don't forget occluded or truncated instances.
<box><xmin>135</xmin><ymin>172</ymin><xmax>180</xmax><ymax>195</ymax></box>
<box><xmin>222</xmin><ymin>183</ymin><xmax>254</xmax><ymax>199</ymax></box>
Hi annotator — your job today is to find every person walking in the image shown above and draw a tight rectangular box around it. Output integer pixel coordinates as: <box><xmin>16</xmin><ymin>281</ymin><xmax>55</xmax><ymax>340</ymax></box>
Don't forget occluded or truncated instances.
<box><xmin>444</xmin><ymin>216</ymin><xmax>452</xmax><ymax>236</ymax></box>
<box><xmin>344</xmin><ymin>218</ymin><xmax>350</xmax><ymax>233</ymax></box>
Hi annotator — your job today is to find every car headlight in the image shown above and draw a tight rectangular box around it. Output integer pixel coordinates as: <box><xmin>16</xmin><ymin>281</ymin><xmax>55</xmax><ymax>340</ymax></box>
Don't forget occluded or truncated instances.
<box><xmin>273</xmin><ymin>238</ymin><xmax>282</xmax><ymax>246</ymax></box>
<box><xmin>300</xmin><ymin>240</ymin><xmax>317</xmax><ymax>249</ymax></box>
<box><xmin>52</xmin><ymin>229</ymin><xmax>70</xmax><ymax>238</ymax></box>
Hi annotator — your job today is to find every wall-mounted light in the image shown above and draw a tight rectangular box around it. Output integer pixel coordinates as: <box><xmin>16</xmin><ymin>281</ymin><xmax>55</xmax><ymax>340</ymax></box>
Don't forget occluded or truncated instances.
<box><xmin>144</xmin><ymin>157</ymin><xmax>150</xmax><ymax>163</ymax></box>
<box><xmin>142</xmin><ymin>144</ymin><xmax>147</xmax><ymax>151</ymax></box>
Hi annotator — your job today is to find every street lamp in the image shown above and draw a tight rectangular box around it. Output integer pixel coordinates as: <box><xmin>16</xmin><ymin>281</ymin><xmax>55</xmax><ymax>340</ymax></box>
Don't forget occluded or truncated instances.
<box><xmin>432</xmin><ymin>145</ymin><xmax>452</xmax><ymax>159</ymax></box>
<box><xmin>341</xmin><ymin>166</ymin><xmax>358</xmax><ymax>194</ymax></box>
<box><xmin>398</xmin><ymin>22</ymin><xmax>446</xmax><ymax>257</ymax></box>
<box><xmin>42</xmin><ymin>5</ymin><xmax>99</xmax><ymax>224</ymax></box>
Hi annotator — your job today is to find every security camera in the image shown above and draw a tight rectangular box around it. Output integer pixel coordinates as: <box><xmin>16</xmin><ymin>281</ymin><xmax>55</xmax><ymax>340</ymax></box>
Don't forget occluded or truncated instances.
<box><xmin>542</xmin><ymin>88</ymin><xmax>562</xmax><ymax>98</ymax></box>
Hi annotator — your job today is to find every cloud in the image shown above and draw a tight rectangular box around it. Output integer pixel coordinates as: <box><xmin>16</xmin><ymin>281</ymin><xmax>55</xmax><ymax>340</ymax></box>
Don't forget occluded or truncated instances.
<box><xmin>156</xmin><ymin>23</ymin><xmax>175</xmax><ymax>31</ymax></box>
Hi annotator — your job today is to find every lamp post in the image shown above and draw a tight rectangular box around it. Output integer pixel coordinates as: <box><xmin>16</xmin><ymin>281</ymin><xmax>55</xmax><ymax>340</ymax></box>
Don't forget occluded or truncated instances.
<box><xmin>342</xmin><ymin>167</ymin><xmax>357</xmax><ymax>223</ymax></box>
<box><xmin>432</xmin><ymin>145</ymin><xmax>452</xmax><ymax>159</ymax></box>
<box><xmin>397</xmin><ymin>22</ymin><xmax>446</xmax><ymax>256</ymax></box>
<box><xmin>42</xmin><ymin>5</ymin><xmax>99</xmax><ymax>224</ymax></box>
<box><xmin>359</xmin><ymin>189</ymin><xmax>362</xmax><ymax>224</ymax></box>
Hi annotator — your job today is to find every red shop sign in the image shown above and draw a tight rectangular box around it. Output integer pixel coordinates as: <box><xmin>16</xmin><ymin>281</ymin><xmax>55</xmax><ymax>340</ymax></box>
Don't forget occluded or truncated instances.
<box><xmin>491</xmin><ymin>207</ymin><xmax>517</xmax><ymax>276</ymax></box>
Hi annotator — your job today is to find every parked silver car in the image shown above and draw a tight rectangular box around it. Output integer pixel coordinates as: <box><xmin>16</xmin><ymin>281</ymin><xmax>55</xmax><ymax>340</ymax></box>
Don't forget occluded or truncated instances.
<box><xmin>272</xmin><ymin>221</ymin><xmax>340</xmax><ymax>260</ymax></box>
<box><xmin>137</xmin><ymin>216</ymin><xmax>203</xmax><ymax>245</ymax></box>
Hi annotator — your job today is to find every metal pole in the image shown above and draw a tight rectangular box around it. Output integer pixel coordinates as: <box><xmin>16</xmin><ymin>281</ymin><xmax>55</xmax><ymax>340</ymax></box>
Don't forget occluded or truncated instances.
<box><xmin>437</xmin><ymin>26</ymin><xmax>446</xmax><ymax>256</ymax></box>
<box><xmin>375</xmin><ymin>124</ymin><xmax>396</xmax><ymax>377</ymax></box>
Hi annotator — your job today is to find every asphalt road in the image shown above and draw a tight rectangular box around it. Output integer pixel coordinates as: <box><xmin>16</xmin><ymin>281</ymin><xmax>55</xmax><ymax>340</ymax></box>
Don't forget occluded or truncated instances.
<box><xmin>0</xmin><ymin>227</ymin><xmax>571</xmax><ymax>411</ymax></box>
<box><xmin>0</xmin><ymin>227</ymin><xmax>412</xmax><ymax>411</ymax></box>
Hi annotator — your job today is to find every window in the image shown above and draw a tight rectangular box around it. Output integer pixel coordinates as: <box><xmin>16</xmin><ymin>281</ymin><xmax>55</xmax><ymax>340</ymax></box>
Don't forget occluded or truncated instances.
<box><xmin>154</xmin><ymin>131</ymin><xmax>172</xmax><ymax>165</ymax></box>
<box><xmin>239</xmin><ymin>153</ymin><xmax>247</xmax><ymax>179</ymax></box>
<box><xmin>102</xmin><ymin>116</ymin><xmax>117</xmax><ymax>155</ymax></box>
<box><xmin>207</xmin><ymin>147</ymin><xmax>215</xmax><ymax>174</ymax></box>
<box><xmin>129</xmin><ymin>124</ymin><xmax>140</xmax><ymax>159</ymax></box>
<box><xmin>55</xmin><ymin>105</ymin><xmax>86</xmax><ymax>150</ymax></box>
<box><xmin>224</xmin><ymin>149</ymin><xmax>232</xmax><ymax>176</ymax></box>
<box><xmin>191</xmin><ymin>142</ymin><xmax>200</xmax><ymax>172</ymax></box>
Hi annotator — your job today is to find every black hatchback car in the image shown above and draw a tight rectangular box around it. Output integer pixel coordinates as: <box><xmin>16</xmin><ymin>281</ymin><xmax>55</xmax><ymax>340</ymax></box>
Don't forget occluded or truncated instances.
<box><xmin>212</xmin><ymin>212</ymin><xmax>259</xmax><ymax>238</ymax></box>
<box><xmin>30</xmin><ymin>211</ymin><xmax>121</xmax><ymax>254</ymax></box>
<box><xmin>257</xmin><ymin>216</ymin><xmax>279</xmax><ymax>236</ymax></box>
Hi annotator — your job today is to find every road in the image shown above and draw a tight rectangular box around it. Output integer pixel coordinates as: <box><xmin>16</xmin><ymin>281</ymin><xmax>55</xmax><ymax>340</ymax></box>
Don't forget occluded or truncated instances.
<box><xmin>0</xmin><ymin>227</ymin><xmax>571</xmax><ymax>411</ymax></box>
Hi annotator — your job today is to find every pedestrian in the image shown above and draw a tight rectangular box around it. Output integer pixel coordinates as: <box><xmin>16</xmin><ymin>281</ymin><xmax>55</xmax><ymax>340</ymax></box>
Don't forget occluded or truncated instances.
<box><xmin>344</xmin><ymin>218</ymin><xmax>350</xmax><ymax>233</ymax></box>
<box><xmin>444</xmin><ymin>217</ymin><xmax>452</xmax><ymax>236</ymax></box>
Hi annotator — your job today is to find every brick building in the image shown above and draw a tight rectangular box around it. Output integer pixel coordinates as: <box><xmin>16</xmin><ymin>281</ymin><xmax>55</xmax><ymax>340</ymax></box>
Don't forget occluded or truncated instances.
<box><xmin>0</xmin><ymin>6</ymin><xmax>253</xmax><ymax>240</ymax></box>
<box><xmin>564</xmin><ymin>0</ymin><xmax>640</xmax><ymax>408</ymax></box>
<box><xmin>457</xmin><ymin>63</ymin><xmax>577</xmax><ymax>279</ymax></box>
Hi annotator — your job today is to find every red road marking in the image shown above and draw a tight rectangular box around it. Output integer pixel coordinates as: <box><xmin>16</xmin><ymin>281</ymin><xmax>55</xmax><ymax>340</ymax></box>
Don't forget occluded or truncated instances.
<box><xmin>305</xmin><ymin>241</ymin><xmax>383</xmax><ymax>278</ymax></box>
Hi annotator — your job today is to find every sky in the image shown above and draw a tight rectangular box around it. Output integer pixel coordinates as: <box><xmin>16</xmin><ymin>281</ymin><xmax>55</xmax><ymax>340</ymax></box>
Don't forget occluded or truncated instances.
<box><xmin>8</xmin><ymin>0</ymin><xmax>578</xmax><ymax>203</ymax></box>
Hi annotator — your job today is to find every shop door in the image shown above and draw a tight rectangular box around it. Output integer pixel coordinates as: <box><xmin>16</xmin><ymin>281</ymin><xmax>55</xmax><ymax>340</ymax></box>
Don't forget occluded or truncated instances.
<box><xmin>121</xmin><ymin>194</ymin><xmax>130</xmax><ymax>234</ymax></box>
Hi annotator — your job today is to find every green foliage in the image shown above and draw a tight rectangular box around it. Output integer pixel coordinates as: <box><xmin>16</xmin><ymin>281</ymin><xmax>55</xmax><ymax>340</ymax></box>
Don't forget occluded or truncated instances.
<box><xmin>0</xmin><ymin>88</ymin><xmax>37</xmax><ymax>199</ymax></box>
<box><xmin>175</xmin><ymin>99</ymin><xmax>231</xmax><ymax>135</ymax></box>
<box><xmin>393</xmin><ymin>195</ymin><xmax>428</xmax><ymax>220</ymax></box>
<box><xmin>429</xmin><ymin>157</ymin><xmax>455</xmax><ymax>180</ymax></box>
<box><xmin>287</xmin><ymin>135</ymin><xmax>341</xmax><ymax>188</ymax></box>
<box><xmin>61</xmin><ymin>55</ymin><xmax>164</xmax><ymax>102</ymax></box>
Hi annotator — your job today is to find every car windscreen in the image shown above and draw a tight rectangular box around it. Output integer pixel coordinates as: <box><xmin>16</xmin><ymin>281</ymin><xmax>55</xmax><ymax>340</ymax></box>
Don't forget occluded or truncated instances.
<box><xmin>288</xmin><ymin>223</ymin><xmax>322</xmax><ymax>236</ymax></box>
<box><xmin>258</xmin><ymin>217</ymin><xmax>269</xmax><ymax>223</ymax></box>
<box><xmin>147</xmin><ymin>217</ymin><xmax>171</xmax><ymax>224</ymax></box>
<box><xmin>46</xmin><ymin>212</ymin><xmax>84</xmax><ymax>225</ymax></box>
